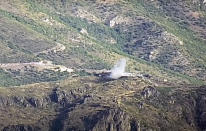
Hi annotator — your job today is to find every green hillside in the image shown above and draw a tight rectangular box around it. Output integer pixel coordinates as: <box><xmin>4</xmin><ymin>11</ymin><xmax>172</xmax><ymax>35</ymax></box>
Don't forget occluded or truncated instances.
<box><xmin>0</xmin><ymin>0</ymin><xmax>206</xmax><ymax>86</ymax></box>
<box><xmin>1</xmin><ymin>0</ymin><xmax>206</xmax><ymax>130</ymax></box>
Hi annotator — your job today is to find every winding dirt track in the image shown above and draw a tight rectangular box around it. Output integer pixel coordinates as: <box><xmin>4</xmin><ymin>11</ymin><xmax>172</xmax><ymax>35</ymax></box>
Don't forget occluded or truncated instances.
<box><xmin>0</xmin><ymin>42</ymin><xmax>155</xmax><ymax>85</ymax></box>
<box><xmin>0</xmin><ymin>43</ymin><xmax>73</xmax><ymax>73</ymax></box>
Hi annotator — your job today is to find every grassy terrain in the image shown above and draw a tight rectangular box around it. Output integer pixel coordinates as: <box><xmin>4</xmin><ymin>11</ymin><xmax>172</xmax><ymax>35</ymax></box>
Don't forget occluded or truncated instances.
<box><xmin>129</xmin><ymin>0</ymin><xmax>206</xmax><ymax>68</ymax></box>
<box><xmin>0</xmin><ymin>0</ymin><xmax>205</xmax><ymax>87</ymax></box>
<box><xmin>0</xmin><ymin>1</ymin><xmax>206</xmax><ymax>130</ymax></box>
<box><xmin>0</xmin><ymin>69</ymin><xmax>21</xmax><ymax>87</ymax></box>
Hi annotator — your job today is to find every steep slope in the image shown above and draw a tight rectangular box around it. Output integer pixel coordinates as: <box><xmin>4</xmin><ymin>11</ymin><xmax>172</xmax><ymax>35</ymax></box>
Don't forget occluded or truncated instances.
<box><xmin>0</xmin><ymin>76</ymin><xmax>205</xmax><ymax>130</ymax></box>
<box><xmin>0</xmin><ymin>0</ymin><xmax>205</xmax><ymax>87</ymax></box>
<box><xmin>0</xmin><ymin>1</ymin><xmax>206</xmax><ymax>130</ymax></box>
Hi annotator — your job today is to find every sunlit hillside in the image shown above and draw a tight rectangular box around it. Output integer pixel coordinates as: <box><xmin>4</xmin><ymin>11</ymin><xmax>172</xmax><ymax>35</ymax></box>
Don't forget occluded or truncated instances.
<box><xmin>0</xmin><ymin>0</ymin><xmax>206</xmax><ymax>130</ymax></box>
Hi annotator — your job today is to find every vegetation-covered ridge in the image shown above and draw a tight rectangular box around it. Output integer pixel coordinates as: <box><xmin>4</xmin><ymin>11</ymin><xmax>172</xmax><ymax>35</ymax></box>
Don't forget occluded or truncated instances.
<box><xmin>0</xmin><ymin>0</ymin><xmax>206</xmax><ymax>130</ymax></box>
<box><xmin>0</xmin><ymin>76</ymin><xmax>205</xmax><ymax>130</ymax></box>
<box><xmin>0</xmin><ymin>0</ymin><xmax>206</xmax><ymax>87</ymax></box>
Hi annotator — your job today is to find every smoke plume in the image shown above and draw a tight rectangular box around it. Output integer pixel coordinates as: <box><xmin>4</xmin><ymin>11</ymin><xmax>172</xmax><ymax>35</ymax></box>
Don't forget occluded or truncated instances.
<box><xmin>109</xmin><ymin>58</ymin><xmax>127</xmax><ymax>79</ymax></box>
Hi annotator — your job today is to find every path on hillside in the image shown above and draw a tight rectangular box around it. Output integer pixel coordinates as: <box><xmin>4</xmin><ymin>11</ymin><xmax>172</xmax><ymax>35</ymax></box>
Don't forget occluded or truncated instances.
<box><xmin>0</xmin><ymin>42</ymin><xmax>163</xmax><ymax>86</ymax></box>
<box><xmin>0</xmin><ymin>43</ymin><xmax>73</xmax><ymax>73</ymax></box>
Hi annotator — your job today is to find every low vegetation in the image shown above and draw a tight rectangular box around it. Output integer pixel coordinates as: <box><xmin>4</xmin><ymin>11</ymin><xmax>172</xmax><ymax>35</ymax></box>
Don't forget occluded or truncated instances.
<box><xmin>0</xmin><ymin>0</ymin><xmax>205</xmax><ymax>87</ymax></box>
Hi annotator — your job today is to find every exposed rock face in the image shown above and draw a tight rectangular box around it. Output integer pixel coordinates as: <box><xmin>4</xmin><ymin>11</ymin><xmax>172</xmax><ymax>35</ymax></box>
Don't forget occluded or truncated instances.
<box><xmin>0</xmin><ymin>1</ymin><xmax>205</xmax><ymax>130</ymax></box>
<box><xmin>109</xmin><ymin>16</ymin><xmax>131</xmax><ymax>27</ymax></box>
<box><xmin>51</xmin><ymin>107</ymin><xmax>140</xmax><ymax>131</ymax></box>
<box><xmin>2</xmin><ymin>108</ymin><xmax>139</xmax><ymax>131</ymax></box>
<box><xmin>153</xmin><ymin>86</ymin><xmax>206</xmax><ymax>131</ymax></box>
<box><xmin>141</xmin><ymin>86</ymin><xmax>159</xmax><ymax>98</ymax></box>
<box><xmin>0</xmin><ymin>77</ymin><xmax>144</xmax><ymax>131</ymax></box>
<box><xmin>3</xmin><ymin>125</ymin><xmax>37</xmax><ymax>131</ymax></box>
<box><xmin>194</xmin><ymin>88</ymin><xmax>206</xmax><ymax>130</ymax></box>
<box><xmin>0</xmin><ymin>77</ymin><xmax>205</xmax><ymax>131</ymax></box>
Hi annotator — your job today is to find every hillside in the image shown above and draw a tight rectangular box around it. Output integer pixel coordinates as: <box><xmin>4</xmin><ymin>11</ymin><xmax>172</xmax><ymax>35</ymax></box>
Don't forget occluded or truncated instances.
<box><xmin>0</xmin><ymin>77</ymin><xmax>206</xmax><ymax>131</ymax></box>
<box><xmin>0</xmin><ymin>0</ymin><xmax>206</xmax><ymax>86</ymax></box>
<box><xmin>0</xmin><ymin>0</ymin><xmax>206</xmax><ymax>130</ymax></box>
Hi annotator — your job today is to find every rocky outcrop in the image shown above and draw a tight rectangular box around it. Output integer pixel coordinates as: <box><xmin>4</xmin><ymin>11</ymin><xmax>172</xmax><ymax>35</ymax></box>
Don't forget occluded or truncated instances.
<box><xmin>3</xmin><ymin>125</ymin><xmax>36</xmax><ymax>131</ymax></box>
<box><xmin>50</xmin><ymin>107</ymin><xmax>140</xmax><ymax>131</ymax></box>
<box><xmin>0</xmin><ymin>77</ymin><xmax>143</xmax><ymax>131</ymax></box>
<box><xmin>0</xmin><ymin>88</ymin><xmax>140</xmax><ymax>131</ymax></box>
<box><xmin>195</xmin><ymin>88</ymin><xmax>206</xmax><ymax>130</ymax></box>
<box><xmin>1</xmin><ymin>107</ymin><xmax>140</xmax><ymax>131</ymax></box>
<box><xmin>141</xmin><ymin>86</ymin><xmax>159</xmax><ymax>98</ymax></box>
<box><xmin>0</xmin><ymin>77</ymin><xmax>205</xmax><ymax>131</ymax></box>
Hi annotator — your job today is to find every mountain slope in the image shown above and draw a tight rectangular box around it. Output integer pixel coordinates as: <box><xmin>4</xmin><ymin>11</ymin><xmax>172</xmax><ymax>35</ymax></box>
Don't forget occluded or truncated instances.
<box><xmin>0</xmin><ymin>77</ymin><xmax>205</xmax><ymax>130</ymax></box>
<box><xmin>0</xmin><ymin>0</ymin><xmax>206</xmax><ymax>87</ymax></box>
<box><xmin>0</xmin><ymin>0</ymin><xmax>206</xmax><ymax>130</ymax></box>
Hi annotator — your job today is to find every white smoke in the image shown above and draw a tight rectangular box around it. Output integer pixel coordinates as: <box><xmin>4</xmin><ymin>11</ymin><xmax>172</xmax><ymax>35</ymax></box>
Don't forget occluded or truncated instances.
<box><xmin>109</xmin><ymin>58</ymin><xmax>127</xmax><ymax>79</ymax></box>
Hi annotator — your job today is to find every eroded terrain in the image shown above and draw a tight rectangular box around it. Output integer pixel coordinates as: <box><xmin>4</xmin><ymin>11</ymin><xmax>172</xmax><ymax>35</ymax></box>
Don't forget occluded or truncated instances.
<box><xmin>0</xmin><ymin>0</ymin><xmax>206</xmax><ymax>130</ymax></box>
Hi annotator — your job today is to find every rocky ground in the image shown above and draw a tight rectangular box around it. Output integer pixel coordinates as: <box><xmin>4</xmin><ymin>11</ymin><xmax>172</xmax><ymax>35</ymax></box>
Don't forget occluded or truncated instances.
<box><xmin>0</xmin><ymin>0</ymin><xmax>206</xmax><ymax>130</ymax></box>
<box><xmin>0</xmin><ymin>76</ymin><xmax>205</xmax><ymax>131</ymax></box>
